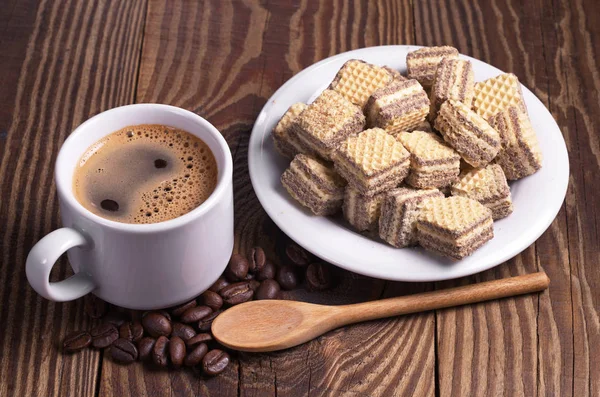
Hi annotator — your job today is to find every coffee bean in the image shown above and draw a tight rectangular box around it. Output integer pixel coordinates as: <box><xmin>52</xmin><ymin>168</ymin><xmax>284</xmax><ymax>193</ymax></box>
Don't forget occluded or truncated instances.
<box><xmin>142</xmin><ymin>312</ymin><xmax>172</xmax><ymax>337</ymax></box>
<box><xmin>256</xmin><ymin>260</ymin><xmax>276</xmax><ymax>281</ymax></box>
<box><xmin>180</xmin><ymin>305</ymin><xmax>212</xmax><ymax>323</ymax></box>
<box><xmin>90</xmin><ymin>323</ymin><xmax>119</xmax><ymax>348</ymax></box>
<box><xmin>256</xmin><ymin>279</ymin><xmax>280</xmax><ymax>300</ymax></box>
<box><xmin>152</xmin><ymin>336</ymin><xmax>169</xmax><ymax>367</ymax></box>
<box><xmin>276</xmin><ymin>265</ymin><xmax>299</xmax><ymax>290</ymax></box>
<box><xmin>63</xmin><ymin>331</ymin><xmax>92</xmax><ymax>352</ymax></box>
<box><xmin>248</xmin><ymin>280</ymin><xmax>261</xmax><ymax>291</ymax></box>
<box><xmin>186</xmin><ymin>333</ymin><xmax>213</xmax><ymax>348</ymax></box>
<box><xmin>103</xmin><ymin>310</ymin><xmax>131</xmax><ymax>327</ymax></box>
<box><xmin>170</xmin><ymin>299</ymin><xmax>197</xmax><ymax>317</ymax></box>
<box><xmin>184</xmin><ymin>343</ymin><xmax>208</xmax><ymax>367</ymax></box>
<box><xmin>157</xmin><ymin>310</ymin><xmax>172</xmax><ymax>322</ymax></box>
<box><xmin>169</xmin><ymin>336</ymin><xmax>186</xmax><ymax>368</ymax></box>
<box><xmin>285</xmin><ymin>243</ymin><xmax>311</xmax><ymax>266</ymax></box>
<box><xmin>119</xmin><ymin>321</ymin><xmax>144</xmax><ymax>342</ymax></box>
<box><xmin>171</xmin><ymin>322</ymin><xmax>196</xmax><ymax>341</ymax></box>
<box><xmin>220</xmin><ymin>282</ymin><xmax>254</xmax><ymax>305</ymax></box>
<box><xmin>137</xmin><ymin>337</ymin><xmax>156</xmax><ymax>361</ymax></box>
<box><xmin>248</xmin><ymin>246</ymin><xmax>266</xmax><ymax>273</ymax></box>
<box><xmin>306</xmin><ymin>262</ymin><xmax>334</xmax><ymax>291</ymax></box>
<box><xmin>111</xmin><ymin>338</ymin><xmax>138</xmax><ymax>364</ymax></box>
<box><xmin>208</xmin><ymin>277</ymin><xmax>230</xmax><ymax>293</ymax></box>
<box><xmin>244</xmin><ymin>272</ymin><xmax>255</xmax><ymax>280</ymax></box>
<box><xmin>200</xmin><ymin>290</ymin><xmax>223</xmax><ymax>312</ymax></box>
<box><xmin>225</xmin><ymin>254</ymin><xmax>249</xmax><ymax>281</ymax></box>
<box><xmin>202</xmin><ymin>349</ymin><xmax>230</xmax><ymax>376</ymax></box>
<box><xmin>84</xmin><ymin>295</ymin><xmax>108</xmax><ymax>319</ymax></box>
<box><xmin>197</xmin><ymin>311</ymin><xmax>221</xmax><ymax>332</ymax></box>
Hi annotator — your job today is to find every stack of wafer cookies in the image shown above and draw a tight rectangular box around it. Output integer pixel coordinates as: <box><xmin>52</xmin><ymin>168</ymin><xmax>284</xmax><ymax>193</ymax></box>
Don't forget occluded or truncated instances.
<box><xmin>274</xmin><ymin>46</ymin><xmax>544</xmax><ymax>260</ymax></box>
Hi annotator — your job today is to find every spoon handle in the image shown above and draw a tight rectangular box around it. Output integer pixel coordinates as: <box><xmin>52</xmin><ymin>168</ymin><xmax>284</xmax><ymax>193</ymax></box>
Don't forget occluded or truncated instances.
<box><xmin>334</xmin><ymin>272</ymin><xmax>549</xmax><ymax>325</ymax></box>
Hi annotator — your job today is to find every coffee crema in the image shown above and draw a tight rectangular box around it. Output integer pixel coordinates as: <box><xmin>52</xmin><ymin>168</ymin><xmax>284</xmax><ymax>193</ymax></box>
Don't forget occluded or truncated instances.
<box><xmin>73</xmin><ymin>124</ymin><xmax>218</xmax><ymax>224</ymax></box>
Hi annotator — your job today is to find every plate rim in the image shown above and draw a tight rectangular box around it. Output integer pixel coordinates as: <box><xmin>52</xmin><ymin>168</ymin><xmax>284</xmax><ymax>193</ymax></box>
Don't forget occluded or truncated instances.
<box><xmin>248</xmin><ymin>44</ymin><xmax>569</xmax><ymax>282</ymax></box>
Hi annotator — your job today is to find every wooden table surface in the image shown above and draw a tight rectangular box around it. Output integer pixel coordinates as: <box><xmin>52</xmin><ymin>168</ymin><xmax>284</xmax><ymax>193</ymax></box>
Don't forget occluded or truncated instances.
<box><xmin>1</xmin><ymin>1</ymin><xmax>598</xmax><ymax>396</ymax></box>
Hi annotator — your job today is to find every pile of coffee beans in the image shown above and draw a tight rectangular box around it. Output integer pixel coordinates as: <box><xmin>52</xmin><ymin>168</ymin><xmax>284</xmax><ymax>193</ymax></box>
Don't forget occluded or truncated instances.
<box><xmin>63</xmin><ymin>243</ymin><xmax>335</xmax><ymax>377</ymax></box>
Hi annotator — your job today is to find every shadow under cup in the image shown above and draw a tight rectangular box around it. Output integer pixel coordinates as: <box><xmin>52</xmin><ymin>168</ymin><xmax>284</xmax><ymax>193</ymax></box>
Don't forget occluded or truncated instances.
<box><xmin>53</xmin><ymin>104</ymin><xmax>234</xmax><ymax>310</ymax></box>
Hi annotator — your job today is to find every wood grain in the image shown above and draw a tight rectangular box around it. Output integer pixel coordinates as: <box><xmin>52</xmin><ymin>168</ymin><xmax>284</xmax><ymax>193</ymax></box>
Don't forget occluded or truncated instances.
<box><xmin>0</xmin><ymin>0</ymin><xmax>146</xmax><ymax>396</ymax></box>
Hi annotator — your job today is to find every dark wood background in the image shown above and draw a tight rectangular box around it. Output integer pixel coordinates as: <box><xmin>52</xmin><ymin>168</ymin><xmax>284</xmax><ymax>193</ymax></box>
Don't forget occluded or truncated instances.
<box><xmin>0</xmin><ymin>0</ymin><xmax>598</xmax><ymax>396</ymax></box>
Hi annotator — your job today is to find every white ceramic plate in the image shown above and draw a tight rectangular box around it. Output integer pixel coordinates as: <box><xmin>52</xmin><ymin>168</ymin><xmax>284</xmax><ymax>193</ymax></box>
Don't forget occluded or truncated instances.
<box><xmin>248</xmin><ymin>45</ymin><xmax>568</xmax><ymax>282</ymax></box>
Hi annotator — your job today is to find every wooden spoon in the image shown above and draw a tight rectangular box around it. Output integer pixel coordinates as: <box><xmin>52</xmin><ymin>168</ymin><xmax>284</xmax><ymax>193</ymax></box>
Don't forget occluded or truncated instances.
<box><xmin>212</xmin><ymin>272</ymin><xmax>549</xmax><ymax>352</ymax></box>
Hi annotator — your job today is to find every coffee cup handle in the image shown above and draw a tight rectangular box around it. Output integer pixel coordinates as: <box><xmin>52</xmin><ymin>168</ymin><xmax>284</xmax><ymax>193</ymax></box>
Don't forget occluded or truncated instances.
<box><xmin>26</xmin><ymin>228</ymin><xmax>96</xmax><ymax>301</ymax></box>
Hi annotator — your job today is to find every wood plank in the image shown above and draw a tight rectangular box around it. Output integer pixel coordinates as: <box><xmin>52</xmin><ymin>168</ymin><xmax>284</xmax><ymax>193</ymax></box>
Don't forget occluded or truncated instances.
<box><xmin>0</xmin><ymin>0</ymin><xmax>146</xmax><ymax>396</ymax></box>
<box><xmin>413</xmin><ymin>1</ymin><xmax>572</xmax><ymax>396</ymax></box>
<box><xmin>107</xmin><ymin>0</ymin><xmax>435</xmax><ymax>396</ymax></box>
<box><xmin>536</xmin><ymin>0</ymin><xmax>600</xmax><ymax>395</ymax></box>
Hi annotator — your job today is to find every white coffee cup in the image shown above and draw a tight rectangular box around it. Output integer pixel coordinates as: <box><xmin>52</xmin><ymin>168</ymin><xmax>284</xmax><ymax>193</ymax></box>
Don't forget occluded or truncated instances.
<box><xmin>26</xmin><ymin>104</ymin><xmax>234</xmax><ymax>310</ymax></box>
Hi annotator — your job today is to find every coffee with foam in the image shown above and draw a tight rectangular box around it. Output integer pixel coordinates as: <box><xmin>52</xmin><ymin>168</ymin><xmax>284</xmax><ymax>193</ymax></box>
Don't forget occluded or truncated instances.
<box><xmin>73</xmin><ymin>124</ymin><xmax>218</xmax><ymax>224</ymax></box>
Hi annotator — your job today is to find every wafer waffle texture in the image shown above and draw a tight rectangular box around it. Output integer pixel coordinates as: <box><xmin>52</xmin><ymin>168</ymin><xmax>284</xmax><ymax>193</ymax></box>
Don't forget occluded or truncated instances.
<box><xmin>291</xmin><ymin>89</ymin><xmax>365</xmax><ymax>161</ymax></box>
<box><xmin>429</xmin><ymin>58</ymin><xmax>475</xmax><ymax>121</ymax></box>
<box><xmin>333</xmin><ymin>128</ymin><xmax>410</xmax><ymax>195</ymax></box>
<box><xmin>343</xmin><ymin>187</ymin><xmax>386</xmax><ymax>232</ymax></box>
<box><xmin>472</xmin><ymin>73</ymin><xmax>528</xmax><ymax>121</ymax></box>
<box><xmin>272</xmin><ymin>103</ymin><xmax>311</xmax><ymax>159</ymax></box>
<box><xmin>489</xmin><ymin>106</ymin><xmax>542</xmax><ymax>180</ymax></box>
<box><xmin>417</xmin><ymin>196</ymin><xmax>494</xmax><ymax>259</ymax></box>
<box><xmin>451</xmin><ymin>164</ymin><xmax>513</xmax><ymax>220</ymax></box>
<box><xmin>365</xmin><ymin>79</ymin><xmax>430</xmax><ymax>136</ymax></box>
<box><xmin>435</xmin><ymin>99</ymin><xmax>501</xmax><ymax>168</ymax></box>
<box><xmin>281</xmin><ymin>154</ymin><xmax>346</xmax><ymax>216</ymax></box>
<box><xmin>329</xmin><ymin>59</ymin><xmax>395</xmax><ymax>109</ymax></box>
<box><xmin>398</xmin><ymin>130</ymin><xmax>461</xmax><ymax>189</ymax></box>
<box><xmin>379</xmin><ymin>187</ymin><xmax>444</xmax><ymax>247</ymax></box>
<box><xmin>407</xmin><ymin>46</ymin><xmax>459</xmax><ymax>89</ymax></box>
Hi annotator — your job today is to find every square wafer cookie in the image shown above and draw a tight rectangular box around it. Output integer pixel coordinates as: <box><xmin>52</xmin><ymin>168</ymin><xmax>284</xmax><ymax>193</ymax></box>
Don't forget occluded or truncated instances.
<box><xmin>472</xmin><ymin>73</ymin><xmax>527</xmax><ymax>121</ymax></box>
<box><xmin>365</xmin><ymin>79</ymin><xmax>430</xmax><ymax>136</ymax></box>
<box><xmin>272</xmin><ymin>103</ymin><xmax>312</xmax><ymax>159</ymax></box>
<box><xmin>406</xmin><ymin>46</ymin><xmax>459</xmax><ymax>88</ymax></box>
<box><xmin>379</xmin><ymin>187</ymin><xmax>444</xmax><ymax>247</ymax></box>
<box><xmin>333</xmin><ymin>128</ymin><xmax>410</xmax><ymax>195</ymax></box>
<box><xmin>398</xmin><ymin>130</ymin><xmax>461</xmax><ymax>189</ymax></box>
<box><xmin>343</xmin><ymin>187</ymin><xmax>386</xmax><ymax>232</ymax></box>
<box><xmin>281</xmin><ymin>154</ymin><xmax>346</xmax><ymax>216</ymax></box>
<box><xmin>291</xmin><ymin>89</ymin><xmax>365</xmax><ymax>160</ymax></box>
<box><xmin>451</xmin><ymin>164</ymin><xmax>513</xmax><ymax>220</ymax></box>
<box><xmin>329</xmin><ymin>59</ymin><xmax>394</xmax><ymax>109</ymax></box>
<box><xmin>435</xmin><ymin>99</ymin><xmax>501</xmax><ymax>167</ymax></box>
<box><xmin>429</xmin><ymin>58</ymin><xmax>475</xmax><ymax>121</ymax></box>
<box><xmin>489</xmin><ymin>106</ymin><xmax>542</xmax><ymax>180</ymax></box>
<box><xmin>417</xmin><ymin>196</ymin><xmax>493</xmax><ymax>259</ymax></box>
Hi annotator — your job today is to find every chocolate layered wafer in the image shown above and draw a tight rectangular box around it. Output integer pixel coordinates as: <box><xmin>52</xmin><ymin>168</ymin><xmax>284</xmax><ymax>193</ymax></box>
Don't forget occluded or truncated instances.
<box><xmin>365</xmin><ymin>79</ymin><xmax>430</xmax><ymax>136</ymax></box>
<box><xmin>417</xmin><ymin>196</ymin><xmax>494</xmax><ymax>260</ymax></box>
<box><xmin>451</xmin><ymin>164</ymin><xmax>513</xmax><ymax>220</ymax></box>
<box><xmin>329</xmin><ymin>59</ymin><xmax>394</xmax><ymax>109</ymax></box>
<box><xmin>398</xmin><ymin>130</ymin><xmax>461</xmax><ymax>188</ymax></box>
<box><xmin>406</xmin><ymin>46</ymin><xmax>459</xmax><ymax>89</ymax></box>
<box><xmin>343</xmin><ymin>187</ymin><xmax>386</xmax><ymax>232</ymax></box>
<box><xmin>435</xmin><ymin>100</ymin><xmax>501</xmax><ymax>167</ymax></box>
<box><xmin>281</xmin><ymin>154</ymin><xmax>346</xmax><ymax>216</ymax></box>
<box><xmin>489</xmin><ymin>106</ymin><xmax>542</xmax><ymax>180</ymax></box>
<box><xmin>272</xmin><ymin>103</ymin><xmax>312</xmax><ymax>159</ymax></box>
<box><xmin>429</xmin><ymin>58</ymin><xmax>474</xmax><ymax>120</ymax></box>
<box><xmin>333</xmin><ymin>128</ymin><xmax>410</xmax><ymax>195</ymax></box>
<box><xmin>383</xmin><ymin>66</ymin><xmax>408</xmax><ymax>81</ymax></box>
<box><xmin>472</xmin><ymin>73</ymin><xmax>527</xmax><ymax>121</ymax></box>
<box><xmin>291</xmin><ymin>90</ymin><xmax>365</xmax><ymax>160</ymax></box>
<box><xmin>379</xmin><ymin>187</ymin><xmax>444</xmax><ymax>247</ymax></box>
